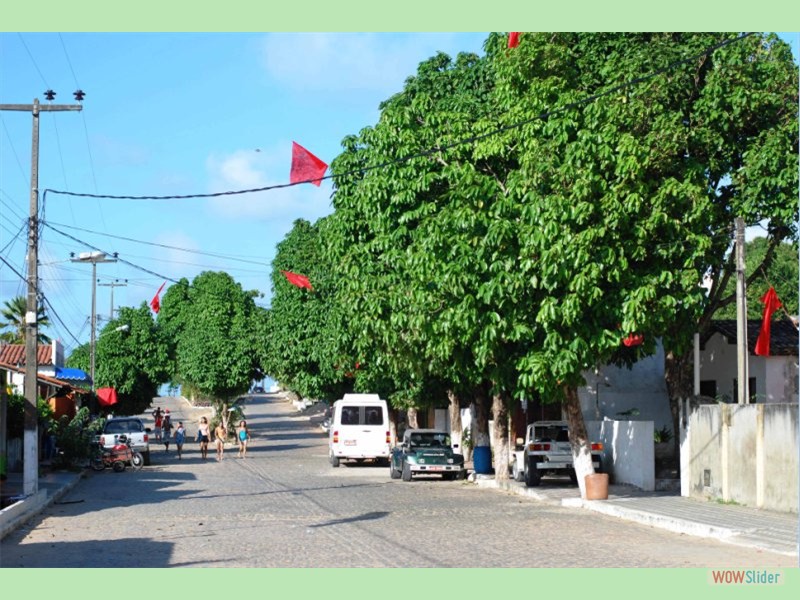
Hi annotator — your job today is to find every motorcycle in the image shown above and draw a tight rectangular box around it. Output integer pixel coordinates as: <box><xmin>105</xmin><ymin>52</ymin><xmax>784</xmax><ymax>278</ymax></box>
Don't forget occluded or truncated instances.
<box><xmin>90</xmin><ymin>434</ymin><xmax>145</xmax><ymax>472</ymax></box>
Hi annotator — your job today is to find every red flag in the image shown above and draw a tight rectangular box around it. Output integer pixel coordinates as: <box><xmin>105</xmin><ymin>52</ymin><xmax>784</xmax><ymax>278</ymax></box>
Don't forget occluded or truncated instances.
<box><xmin>754</xmin><ymin>287</ymin><xmax>782</xmax><ymax>356</ymax></box>
<box><xmin>508</xmin><ymin>32</ymin><xmax>521</xmax><ymax>48</ymax></box>
<box><xmin>290</xmin><ymin>142</ymin><xmax>328</xmax><ymax>186</ymax></box>
<box><xmin>281</xmin><ymin>270</ymin><xmax>313</xmax><ymax>291</ymax></box>
<box><xmin>97</xmin><ymin>387</ymin><xmax>118</xmax><ymax>407</ymax></box>
<box><xmin>622</xmin><ymin>333</ymin><xmax>644</xmax><ymax>347</ymax></box>
<box><xmin>150</xmin><ymin>281</ymin><xmax>166</xmax><ymax>314</ymax></box>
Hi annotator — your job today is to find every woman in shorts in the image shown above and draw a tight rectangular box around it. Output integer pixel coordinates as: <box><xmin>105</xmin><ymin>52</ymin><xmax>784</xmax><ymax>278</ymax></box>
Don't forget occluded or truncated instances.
<box><xmin>237</xmin><ymin>420</ymin><xmax>249</xmax><ymax>459</ymax></box>
<box><xmin>197</xmin><ymin>416</ymin><xmax>210</xmax><ymax>461</ymax></box>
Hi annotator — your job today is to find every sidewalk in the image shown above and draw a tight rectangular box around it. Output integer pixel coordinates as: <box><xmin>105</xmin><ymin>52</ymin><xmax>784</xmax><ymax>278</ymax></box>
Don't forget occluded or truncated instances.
<box><xmin>472</xmin><ymin>474</ymin><xmax>799</xmax><ymax>558</ymax></box>
<box><xmin>0</xmin><ymin>469</ymin><xmax>84</xmax><ymax>540</ymax></box>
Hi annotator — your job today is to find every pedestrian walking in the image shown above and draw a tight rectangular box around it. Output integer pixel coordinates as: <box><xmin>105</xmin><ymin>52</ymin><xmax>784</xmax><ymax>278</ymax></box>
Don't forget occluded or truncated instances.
<box><xmin>175</xmin><ymin>421</ymin><xmax>186</xmax><ymax>459</ymax></box>
<box><xmin>197</xmin><ymin>416</ymin><xmax>210</xmax><ymax>461</ymax></box>
<box><xmin>162</xmin><ymin>410</ymin><xmax>174</xmax><ymax>452</ymax></box>
<box><xmin>236</xmin><ymin>420</ymin><xmax>249</xmax><ymax>459</ymax></box>
<box><xmin>152</xmin><ymin>407</ymin><xmax>163</xmax><ymax>441</ymax></box>
<box><xmin>214</xmin><ymin>422</ymin><xmax>227</xmax><ymax>462</ymax></box>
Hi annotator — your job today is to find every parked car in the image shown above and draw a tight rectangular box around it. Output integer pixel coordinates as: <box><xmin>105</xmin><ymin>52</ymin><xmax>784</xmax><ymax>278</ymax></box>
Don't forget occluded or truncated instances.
<box><xmin>99</xmin><ymin>417</ymin><xmax>151</xmax><ymax>466</ymax></box>
<box><xmin>390</xmin><ymin>429</ymin><xmax>466</xmax><ymax>482</ymax></box>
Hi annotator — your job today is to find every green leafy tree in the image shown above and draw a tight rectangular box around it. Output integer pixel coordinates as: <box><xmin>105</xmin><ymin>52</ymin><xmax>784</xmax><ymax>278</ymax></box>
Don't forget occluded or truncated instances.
<box><xmin>262</xmin><ymin>218</ymin><xmax>349</xmax><ymax>401</ymax></box>
<box><xmin>0</xmin><ymin>295</ymin><xmax>51</xmax><ymax>344</ymax></box>
<box><xmin>93</xmin><ymin>305</ymin><xmax>171</xmax><ymax>415</ymax></box>
<box><xmin>162</xmin><ymin>272</ymin><xmax>261</xmax><ymax>432</ymax></box>
<box><xmin>480</xmin><ymin>32</ymin><xmax>797</xmax><ymax>485</ymax></box>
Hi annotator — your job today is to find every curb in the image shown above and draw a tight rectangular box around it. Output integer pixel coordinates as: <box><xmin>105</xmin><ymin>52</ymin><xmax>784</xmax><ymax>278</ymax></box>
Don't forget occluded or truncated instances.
<box><xmin>0</xmin><ymin>471</ymin><xmax>85</xmax><ymax>540</ymax></box>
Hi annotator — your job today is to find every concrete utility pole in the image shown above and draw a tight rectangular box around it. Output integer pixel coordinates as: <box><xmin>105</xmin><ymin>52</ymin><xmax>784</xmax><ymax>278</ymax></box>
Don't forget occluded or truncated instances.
<box><xmin>0</xmin><ymin>98</ymin><xmax>81</xmax><ymax>496</ymax></box>
<box><xmin>98</xmin><ymin>279</ymin><xmax>128</xmax><ymax>320</ymax></box>
<box><xmin>70</xmin><ymin>252</ymin><xmax>118</xmax><ymax>389</ymax></box>
<box><xmin>735</xmin><ymin>217</ymin><xmax>749</xmax><ymax>405</ymax></box>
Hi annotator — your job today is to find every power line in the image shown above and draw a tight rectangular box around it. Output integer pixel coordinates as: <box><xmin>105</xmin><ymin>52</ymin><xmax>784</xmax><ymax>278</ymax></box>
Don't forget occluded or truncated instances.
<box><xmin>42</xmin><ymin>219</ymin><xmax>273</xmax><ymax>267</ymax></box>
<box><xmin>42</xmin><ymin>33</ymin><xmax>756</xmax><ymax>203</ymax></box>
<box><xmin>40</xmin><ymin>293</ymin><xmax>82</xmax><ymax>347</ymax></box>
<box><xmin>42</xmin><ymin>221</ymin><xmax>181</xmax><ymax>284</ymax></box>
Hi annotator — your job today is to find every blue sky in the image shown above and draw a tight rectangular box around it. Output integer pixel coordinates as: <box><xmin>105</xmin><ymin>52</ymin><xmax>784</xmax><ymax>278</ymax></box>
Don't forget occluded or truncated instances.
<box><xmin>1</xmin><ymin>32</ymin><xmax>798</xmax><ymax>358</ymax></box>
<box><xmin>0</xmin><ymin>33</ymin><xmax>488</xmax><ymax>354</ymax></box>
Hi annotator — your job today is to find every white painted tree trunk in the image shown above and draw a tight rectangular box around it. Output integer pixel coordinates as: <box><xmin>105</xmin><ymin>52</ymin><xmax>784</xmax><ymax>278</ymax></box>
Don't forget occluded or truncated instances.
<box><xmin>448</xmin><ymin>390</ymin><xmax>462</xmax><ymax>452</ymax></box>
<box><xmin>492</xmin><ymin>392</ymin><xmax>510</xmax><ymax>479</ymax></box>
<box><xmin>563</xmin><ymin>384</ymin><xmax>595</xmax><ymax>499</ymax></box>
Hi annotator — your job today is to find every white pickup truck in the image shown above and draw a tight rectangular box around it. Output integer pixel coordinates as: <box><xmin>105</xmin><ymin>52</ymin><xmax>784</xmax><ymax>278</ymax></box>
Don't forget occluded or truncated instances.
<box><xmin>99</xmin><ymin>417</ymin><xmax>152</xmax><ymax>466</ymax></box>
<box><xmin>510</xmin><ymin>420</ymin><xmax>603</xmax><ymax>487</ymax></box>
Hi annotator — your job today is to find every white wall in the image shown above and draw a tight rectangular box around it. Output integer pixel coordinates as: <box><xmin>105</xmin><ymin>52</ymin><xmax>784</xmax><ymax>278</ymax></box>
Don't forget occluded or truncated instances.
<box><xmin>683</xmin><ymin>403</ymin><xmax>798</xmax><ymax>513</ymax></box>
<box><xmin>586</xmin><ymin>419</ymin><xmax>655</xmax><ymax>491</ymax></box>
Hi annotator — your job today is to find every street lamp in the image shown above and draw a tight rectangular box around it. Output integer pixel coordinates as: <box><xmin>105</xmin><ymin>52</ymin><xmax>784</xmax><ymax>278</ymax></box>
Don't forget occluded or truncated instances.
<box><xmin>70</xmin><ymin>251</ymin><xmax>118</xmax><ymax>389</ymax></box>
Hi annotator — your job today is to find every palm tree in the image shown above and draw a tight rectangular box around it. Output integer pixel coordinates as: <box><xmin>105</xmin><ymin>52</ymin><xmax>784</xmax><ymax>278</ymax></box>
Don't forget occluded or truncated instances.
<box><xmin>0</xmin><ymin>295</ymin><xmax>51</xmax><ymax>344</ymax></box>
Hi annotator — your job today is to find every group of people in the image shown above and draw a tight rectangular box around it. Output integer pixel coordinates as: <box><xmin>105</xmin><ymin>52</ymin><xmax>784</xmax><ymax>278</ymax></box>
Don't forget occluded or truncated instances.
<box><xmin>153</xmin><ymin>407</ymin><xmax>249</xmax><ymax>462</ymax></box>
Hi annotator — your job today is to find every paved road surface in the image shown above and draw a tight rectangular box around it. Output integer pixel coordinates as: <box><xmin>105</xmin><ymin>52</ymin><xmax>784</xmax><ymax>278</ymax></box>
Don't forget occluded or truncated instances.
<box><xmin>1</xmin><ymin>393</ymin><xmax>794</xmax><ymax>568</ymax></box>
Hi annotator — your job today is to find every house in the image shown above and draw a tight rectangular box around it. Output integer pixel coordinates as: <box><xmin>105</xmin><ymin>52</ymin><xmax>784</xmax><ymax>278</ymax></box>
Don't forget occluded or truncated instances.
<box><xmin>699</xmin><ymin>319</ymin><xmax>799</xmax><ymax>404</ymax></box>
<box><xmin>0</xmin><ymin>340</ymin><xmax>91</xmax><ymax>419</ymax></box>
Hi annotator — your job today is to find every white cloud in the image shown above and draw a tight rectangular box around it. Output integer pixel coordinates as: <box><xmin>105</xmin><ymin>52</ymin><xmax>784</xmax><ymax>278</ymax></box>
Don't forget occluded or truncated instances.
<box><xmin>204</xmin><ymin>146</ymin><xmax>333</xmax><ymax>224</ymax></box>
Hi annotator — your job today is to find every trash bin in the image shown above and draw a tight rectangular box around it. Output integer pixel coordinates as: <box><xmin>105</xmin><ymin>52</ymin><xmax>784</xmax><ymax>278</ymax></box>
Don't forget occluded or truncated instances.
<box><xmin>584</xmin><ymin>473</ymin><xmax>609</xmax><ymax>500</ymax></box>
<box><xmin>473</xmin><ymin>445</ymin><xmax>492</xmax><ymax>474</ymax></box>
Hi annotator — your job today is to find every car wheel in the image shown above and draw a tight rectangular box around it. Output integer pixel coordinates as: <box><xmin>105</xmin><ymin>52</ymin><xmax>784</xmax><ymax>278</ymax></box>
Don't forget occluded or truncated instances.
<box><xmin>525</xmin><ymin>457</ymin><xmax>541</xmax><ymax>487</ymax></box>
<box><xmin>389</xmin><ymin>461</ymin><xmax>401</xmax><ymax>479</ymax></box>
<box><xmin>143</xmin><ymin>450</ymin><xmax>151</xmax><ymax>466</ymax></box>
<box><xmin>568</xmin><ymin>469</ymin><xmax>578</xmax><ymax>484</ymax></box>
<box><xmin>131</xmin><ymin>452</ymin><xmax>145</xmax><ymax>470</ymax></box>
<box><xmin>330</xmin><ymin>452</ymin><xmax>340</xmax><ymax>468</ymax></box>
<box><xmin>112</xmin><ymin>461</ymin><xmax>126</xmax><ymax>473</ymax></box>
<box><xmin>401</xmin><ymin>462</ymin><xmax>412</xmax><ymax>482</ymax></box>
<box><xmin>456</xmin><ymin>469</ymin><xmax>467</xmax><ymax>480</ymax></box>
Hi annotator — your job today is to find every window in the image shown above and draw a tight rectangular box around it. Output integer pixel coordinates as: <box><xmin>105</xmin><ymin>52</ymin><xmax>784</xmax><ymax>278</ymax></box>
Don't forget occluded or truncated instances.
<box><xmin>699</xmin><ymin>380</ymin><xmax>717</xmax><ymax>398</ymax></box>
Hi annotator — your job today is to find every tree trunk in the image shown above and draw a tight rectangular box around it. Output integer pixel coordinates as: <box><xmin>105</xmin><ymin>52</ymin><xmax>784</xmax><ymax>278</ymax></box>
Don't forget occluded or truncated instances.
<box><xmin>407</xmin><ymin>407</ymin><xmax>419</xmax><ymax>430</ymax></box>
<box><xmin>491</xmin><ymin>391</ymin><xmax>510</xmax><ymax>479</ymax></box>
<box><xmin>563</xmin><ymin>384</ymin><xmax>594</xmax><ymax>499</ymax></box>
<box><xmin>447</xmin><ymin>390</ymin><xmax>463</xmax><ymax>453</ymax></box>
<box><xmin>473</xmin><ymin>384</ymin><xmax>491</xmax><ymax>448</ymax></box>
<box><xmin>664</xmin><ymin>349</ymin><xmax>693</xmax><ymax>468</ymax></box>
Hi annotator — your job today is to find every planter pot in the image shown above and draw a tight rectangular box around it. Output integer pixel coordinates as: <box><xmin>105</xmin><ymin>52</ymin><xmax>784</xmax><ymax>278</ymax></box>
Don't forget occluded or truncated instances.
<box><xmin>584</xmin><ymin>473</ymin><xmax>609</xmax><ymax>500</ymax></box>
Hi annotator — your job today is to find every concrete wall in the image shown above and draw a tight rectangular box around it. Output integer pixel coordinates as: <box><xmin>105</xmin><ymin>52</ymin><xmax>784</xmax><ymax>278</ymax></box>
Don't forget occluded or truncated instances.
<box><xmin>683</xmin><ymin>402</ymin><xmax>798</xmax><ymax>513</ymax></box>
<box><xmin>586</xmin><ymin>419</ymin><xmax>655</xmax><ymax>491</ymax></box>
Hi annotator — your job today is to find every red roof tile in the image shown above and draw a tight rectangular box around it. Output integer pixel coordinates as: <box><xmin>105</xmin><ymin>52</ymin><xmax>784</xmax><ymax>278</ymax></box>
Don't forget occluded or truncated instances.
<box><xmin>0</xmin><ymin>343</ymin><xmax>53</xmax><ymax>366</ymax></box>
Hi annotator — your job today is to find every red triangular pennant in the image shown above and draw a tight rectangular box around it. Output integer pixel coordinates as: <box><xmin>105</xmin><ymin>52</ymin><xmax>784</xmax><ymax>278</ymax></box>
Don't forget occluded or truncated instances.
<box><xmin>290</xmin><ymin>142</ymin><xmax>328</xmax><ymax>187</ymax></box>
<box><xmin>754</xmin><ymin>287</ymin><xmax>782</xmax><ymax>356</ymax></box>
<box><xmin>97</xmin><ymin>387</ymin><xmax>118</xmax><ymax>407</ymax></box>
<box><xmin>150</xmin><ymin>281</ymin><xmax>166</xmax><ymax>314</ymax></box>
<box><xmin>508</xmin><ymin>32</ymin><xmax>521</xmax><ymax>49</ymax></box>
<box><xmin>281</xmin><ymin>270</ymin><xmax>313</xmax><ymax>291</ymax></box>
<box><xmin>622</xmin><ymin>333</ymin><xmax>644</xmax><ymax>347</ymax></box>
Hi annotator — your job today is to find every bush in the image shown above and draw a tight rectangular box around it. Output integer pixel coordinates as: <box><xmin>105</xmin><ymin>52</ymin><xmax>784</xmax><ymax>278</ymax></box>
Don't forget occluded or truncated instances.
<box><xmin>52</xmin><ymin>407</ymin><xmax>104</xmax><ymax>469</ymax></box>
<box><xmin>6</xmin><ymin>393</ymin><xmax>54</xmax><ymax>438</ymax></box>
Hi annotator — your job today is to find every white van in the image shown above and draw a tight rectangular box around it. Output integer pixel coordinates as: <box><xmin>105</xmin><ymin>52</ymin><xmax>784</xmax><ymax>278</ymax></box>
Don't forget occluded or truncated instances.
<box><xmin>329</xmin><ymin>393</ymin><xmax>391</xmax><ymax>467</ymax></box>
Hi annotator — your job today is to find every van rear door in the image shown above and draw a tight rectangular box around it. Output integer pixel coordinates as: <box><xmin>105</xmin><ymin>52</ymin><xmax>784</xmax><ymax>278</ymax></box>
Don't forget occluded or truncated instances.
<box><xmin>334</xmin><ymin>403</ymin><xmax>389</xmax><ymax>459</ymax></box>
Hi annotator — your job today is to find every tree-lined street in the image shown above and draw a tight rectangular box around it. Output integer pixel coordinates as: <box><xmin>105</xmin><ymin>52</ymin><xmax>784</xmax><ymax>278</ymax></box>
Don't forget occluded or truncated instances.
<box><xmin>1</xmin><ymin>393</ymin><xmax>793</xmax><ymax>568</ymax></box>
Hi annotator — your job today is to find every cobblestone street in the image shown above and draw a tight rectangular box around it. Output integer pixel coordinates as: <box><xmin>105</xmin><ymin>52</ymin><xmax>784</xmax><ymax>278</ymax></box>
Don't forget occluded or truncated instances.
<box><xmin>1</xmin><ymin>393</ymin><xmax>795</xmax><ymax>568</ymax></box>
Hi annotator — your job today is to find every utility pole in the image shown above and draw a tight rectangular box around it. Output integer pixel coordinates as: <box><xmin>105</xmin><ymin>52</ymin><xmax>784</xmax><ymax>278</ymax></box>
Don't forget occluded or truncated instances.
<box><xmin>1</xmin><ymin>97</ymin><xmax>81</xmax><ymax>496</ymax></box>
<box><xmin>70</xmin><ymin>252</ymin><xmax>118</xmax><ymax>389</ymax></box>
<box><xmin>98</xmin><ymin>279</ymin><xmax>128</xmax><ymax>320</ymax></box>
<box><xmin>735</xmin><ymin>217</ymin><xmax>749</xmax><ymax>405</ymax></box>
